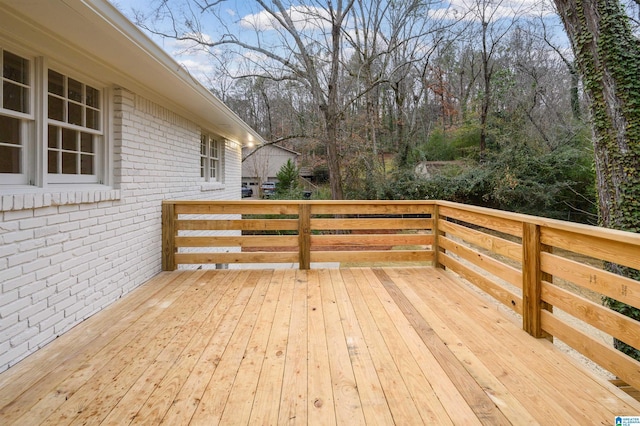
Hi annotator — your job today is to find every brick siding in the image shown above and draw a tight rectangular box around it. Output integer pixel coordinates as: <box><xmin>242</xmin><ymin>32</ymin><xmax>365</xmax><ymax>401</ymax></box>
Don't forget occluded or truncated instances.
<box><xmin>0</xmin><ymin>88</ymin><xmax>242</xmax><ymax>372</ymax></box>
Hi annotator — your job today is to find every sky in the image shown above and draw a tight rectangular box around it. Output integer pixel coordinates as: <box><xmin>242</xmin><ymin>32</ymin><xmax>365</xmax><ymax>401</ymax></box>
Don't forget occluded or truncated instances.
<box><xmin>111</xmin><ymin>0</ymin><xmax>567</xmax><ymax>87</ymax></box>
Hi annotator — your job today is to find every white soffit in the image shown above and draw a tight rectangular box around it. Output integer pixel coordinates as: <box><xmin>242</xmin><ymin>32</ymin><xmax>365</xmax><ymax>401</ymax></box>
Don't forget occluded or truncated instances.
<box><xmin>0</xmin><ymin>0</ymin><xmax>263</xmax><ymax>146</ymax></box>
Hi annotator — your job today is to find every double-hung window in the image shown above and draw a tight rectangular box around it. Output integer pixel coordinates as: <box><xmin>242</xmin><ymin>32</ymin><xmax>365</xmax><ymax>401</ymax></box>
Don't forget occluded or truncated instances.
<box><xmin>0</xmin><ymin>49</ymin><xmax>31</xmax><ymax>185</ymax></box>
<box><xmin>200</xmin><ymin>133</ymin><xmax>223</xmax><ymax>182</ymax></box>
<box><xmin>47</xmin><ymin>69</ymin><xmax>102</xmax><ymax>183</ymax></box>
<box><xmin>0</xmin><ymin>44</ymin><xmax>105</xmax><ymax>189</ymax></box>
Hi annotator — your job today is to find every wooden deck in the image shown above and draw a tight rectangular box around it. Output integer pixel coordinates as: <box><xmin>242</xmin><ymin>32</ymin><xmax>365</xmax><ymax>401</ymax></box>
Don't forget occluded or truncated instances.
<box><xmin>1</xmin><ymin>267</ymin><xmax>638</xmax><ymax>425</ymax></box>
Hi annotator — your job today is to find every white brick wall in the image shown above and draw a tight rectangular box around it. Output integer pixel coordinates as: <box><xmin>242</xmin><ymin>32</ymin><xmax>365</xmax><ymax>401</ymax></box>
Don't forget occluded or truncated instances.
<box><xmin>0</xmin><ymin>88</ymin><xmax>242</xmax><ymax>372</ymax></box>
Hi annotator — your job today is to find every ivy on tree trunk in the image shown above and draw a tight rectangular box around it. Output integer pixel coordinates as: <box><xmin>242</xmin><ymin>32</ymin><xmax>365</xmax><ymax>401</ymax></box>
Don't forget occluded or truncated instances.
<box><xmin>553</xmin><ymin>0</ymin><xmax>640</xmax><ymax>360</ymax></box>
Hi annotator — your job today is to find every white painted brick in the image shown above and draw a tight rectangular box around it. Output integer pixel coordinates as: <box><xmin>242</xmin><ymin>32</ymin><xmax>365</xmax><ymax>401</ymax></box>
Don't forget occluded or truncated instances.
<box><xmin>0</xmin><ymin>243</ymin><xmax>18</xmax><ymax>258</ymax></box>
<box><xmin>34</xmin><ymin>206</ymin><xmax>58</xmax><ymax>217</ymax></box>
<box><xmin>8</xmin><ymin>251</ymin><xmax>37</xmax><ymax>268</ymax></box>
<box><xmin>21</xmin><ymin>258</ymin><xmax>50</xmax><ymax>277</ymax></box>
<box><xmin>3</xmin><ymin>230</ymin><xmax>34</xmax><ymax>244</ymax></box>
<box><xmin>46</xmin><ymin>214</ymin><xmax>70</xmax><ymax>226</ymax></box>
<box><xmin>26</xmin><ymin>304</ymin><xmax>58</xmax><ymax>328</ymax></box>
<box><xmin>0</xmin><ymin>220</ymin><xmax>18</xmax><ymax>233</ymax></box>
<box><xmin>0</xmin><ymin>89</ymin><xmax>243</xmax><ymax>370</ymax></box>
<box><xmin>18</xmin><ymin>300</ymin><xmax>47</xmax><ymax>323</ymax></box>
<box><xmin>10</xmin><ymin>325</ymin><xmax>38</xmax><ymax>347</ymax></box>
<box><xmin>18</xmin><ymin>239</ymin><xmax>45</xmax><ymax>253</ymax></box>
<box><xmin>36</xmin><ymin>264</ymin><xmax>61</xmax><ymax>282</ymax></box>
<box><xmin>34</xmin><ymin>226</ymin><xmax>59</xmax><ymax>239</ymax></box>
<box><xmin>0</xmin><ymin>296</ymin><xmax>31</xmax><ymax>322</ymax></box>
<box><xmin>28</xmin><ymin>327</ymin><xmax>55</xmax><ymax>350</ymax></box>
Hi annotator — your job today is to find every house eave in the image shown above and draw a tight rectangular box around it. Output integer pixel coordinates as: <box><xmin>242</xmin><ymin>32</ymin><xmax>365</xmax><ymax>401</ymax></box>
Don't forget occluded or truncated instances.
<box><xmin>0</xmin><ymin>0</ymin><xmax>263</xmax><ymax>146</ymax></box>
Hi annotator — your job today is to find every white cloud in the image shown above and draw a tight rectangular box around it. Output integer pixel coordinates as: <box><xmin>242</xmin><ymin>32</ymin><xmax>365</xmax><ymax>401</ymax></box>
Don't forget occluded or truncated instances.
<box><xmin>239</xmin><ymin>5</ymin><xmax>331</xmax><ymax>32</ymax></box>
<box><xmin>431</xmin><ymin>0</ymin><xmax>556</xmax><ymax>22</ymax></box>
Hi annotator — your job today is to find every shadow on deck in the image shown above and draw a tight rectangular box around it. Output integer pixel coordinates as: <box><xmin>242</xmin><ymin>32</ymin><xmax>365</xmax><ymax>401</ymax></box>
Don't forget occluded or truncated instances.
<box><xmin>1</xmin><ymin>267</ymin><xmax>638</xmax><ymax>425</ymax></box>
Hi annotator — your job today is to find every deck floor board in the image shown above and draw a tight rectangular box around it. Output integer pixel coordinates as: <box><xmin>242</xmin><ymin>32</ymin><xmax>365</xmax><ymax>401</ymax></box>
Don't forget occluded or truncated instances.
<box><xmin>1</xmin><ymin>267</ymin><xmax>639</xmax><ymax>425</ymax></box>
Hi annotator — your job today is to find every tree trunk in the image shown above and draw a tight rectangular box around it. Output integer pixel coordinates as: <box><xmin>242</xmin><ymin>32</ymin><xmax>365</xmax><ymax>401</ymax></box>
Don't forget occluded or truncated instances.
<box><xmin>554</xmin><ymin>0</ymin><xmax>640</xmax><ymax>359</ymax></box>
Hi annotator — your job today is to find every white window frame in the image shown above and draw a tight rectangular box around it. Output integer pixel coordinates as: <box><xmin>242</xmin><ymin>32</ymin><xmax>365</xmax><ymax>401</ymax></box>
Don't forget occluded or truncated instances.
<box><xmin>0</xmin><ymin>44</ymin><xmax>109</xmax><ymax>190</ymax></box>
<box><xmin>200</xmin><ymin>133</ymin><xmax>224</xmax><ymax>183</ymax></box>
<box><xmin>0</xmin><ymin>47</ymin><xmax>34</xmax><ymax>185</ymax></box>
<box><xmin>46</xmin><ymin>67</ymin><xmax>104</xmax><ymax>184</ymax></box>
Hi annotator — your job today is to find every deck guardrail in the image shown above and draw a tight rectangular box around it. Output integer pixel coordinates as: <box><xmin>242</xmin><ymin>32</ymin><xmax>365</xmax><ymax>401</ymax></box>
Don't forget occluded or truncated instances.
<box><xmin>162</xmin><ymin>199</ymin><xmax>640</xmax><ymax>392</ymax></box>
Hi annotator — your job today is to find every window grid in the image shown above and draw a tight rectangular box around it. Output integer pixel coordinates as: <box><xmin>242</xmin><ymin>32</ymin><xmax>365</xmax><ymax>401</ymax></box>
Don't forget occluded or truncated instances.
<box><xmin>47</xmin><ymin>69</ymin><xmax>101</xmax><ymax>181</ymax></box>
<box><xmin>200</xmin><ymin>133</ymin><xmax>222</xmax><ymax>182</ymax></box>
<box><xmin>0</xmin><ymin>49</ymin><xmax>30</xmax><ymax>179</ymax></box>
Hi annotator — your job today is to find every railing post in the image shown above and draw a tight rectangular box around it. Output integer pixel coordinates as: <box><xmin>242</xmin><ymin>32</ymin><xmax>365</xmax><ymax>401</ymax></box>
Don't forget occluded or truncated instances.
<box><xmin>522</xmin><ymin>222</ymin><xmax>543</xmax><ymax>337</ymax></box>
<box><xmin>432</xmin><ymin>203</ymin><xmax>442</xmax><ymax>269</ymax></box>
<box><xmin>298</xmin><ymin>203</ymin><xmax>311</xmax><ymax>270</ymax></box>
<box><xmin>162</xmin><ymin>202</ymin><xmax>176</xmax><ymax>271</ymax></box>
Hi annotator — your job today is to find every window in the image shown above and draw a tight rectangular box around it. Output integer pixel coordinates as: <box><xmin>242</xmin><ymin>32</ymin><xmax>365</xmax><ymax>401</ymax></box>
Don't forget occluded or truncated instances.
<box><xmin>200</xmin><ymin>133</ymin><xmax>223</xmax><ymax>182</ymax></box>
<box><xmin>0</xmin><ymin>49</ymin><xmax>31</xmax><ymax>184</ymax></box>
<box><xmin>47</xmin><ymin>70</ymin><xmax>102</xmax><ymax>183</ymax></box>
<box><xmin>0</xmin><ymin>44</ymin><xmax>105</xmax><ymax>188</ymax></box>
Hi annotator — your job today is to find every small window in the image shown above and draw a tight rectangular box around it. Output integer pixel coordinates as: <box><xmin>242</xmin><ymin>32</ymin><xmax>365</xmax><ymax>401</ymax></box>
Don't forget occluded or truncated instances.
<box><xmin>200</xmin><ymin>133</ymin><xmax>223</xmax><ymax>182</ymax></box>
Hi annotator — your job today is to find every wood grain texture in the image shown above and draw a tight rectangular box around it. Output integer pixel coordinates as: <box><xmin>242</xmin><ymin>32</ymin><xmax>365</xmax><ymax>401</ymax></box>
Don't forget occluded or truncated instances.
<box><xmin>2</xmin><ymin>268</ymin><xmax>637</xmax><ymax>425</ymax></box>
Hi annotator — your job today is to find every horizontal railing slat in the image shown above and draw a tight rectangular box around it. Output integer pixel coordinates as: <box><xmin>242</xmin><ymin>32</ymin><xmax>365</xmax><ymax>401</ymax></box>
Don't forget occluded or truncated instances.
<box><xmin>439</xmin><ymin>206</ymin><xmax>523</xmax><ymax>237</ymax></box>
<box><xmin>175</xmin><ymin>252</ymin><xmax>299</xmax><ymax>264</ymax></box>
<box><xmin>541</xmin><ymin>311</ymin><xmax>640</xmax><ymax>391</ymax></box>
<box><xmin>175</xmin><ymin>235</ymin><xmax>298</xmax><ymax>248</ymax></box>
<box><xmin>439</xmin><ymin>253</ymin><xmax>522</xmax><ymax>314</ymax></box>
<box><xmin>541</xmin><ymin>252</ymin><xmax>640</xmax><ymax>310</ymax></box>
<box><xmin>311</xmin><ymin>234</ymin><xmax>433</xmax><ymax>247</ymax></box>
<box><xmin>175</xmin><ymin>203</ymin><xmax>299</xmax><ymax>215</ymax></box>
<box><xmin>439</xmin><ymin>220</ymin><xmax>522</xmax><ymax>262</ymax></box>
<box><xmin>309</xmin><ymin>203</ymin><xmax>434</xmax><ymax>215</ymax></box>
<box><xmin>439</xmin><ymin>236</ymin><xmax>522</xmax><ymax>289</ymax></box>
<box><xmin>541</xmin><ymin>228</ymin><xmax>640</xmax><ymax>271</ymax></box>
<box><xmin>311</xmin><ymin>250</ymin><xmax>433</xmax><ymax>263</ymax></box>
<box><xmin>177</xmin><ymin>219</ymin><xmax>298</xmax><ymax>231</ymax></box>
<box><xmin>541</xmin><ymin>281</ymin><xmax>640</xmax><ymax>350</ymax></box>
<box><xmin>311</xmin><ymin>218</ymin><xmax>431</xmax><ymax>230</ymax></box>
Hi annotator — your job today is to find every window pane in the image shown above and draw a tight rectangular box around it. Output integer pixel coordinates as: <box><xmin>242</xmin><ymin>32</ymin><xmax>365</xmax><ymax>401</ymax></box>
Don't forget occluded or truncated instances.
<box><xmin>201</xmin><ymin>157</ymin><xmax>205</xmax><ymax>178</ymax></box>
<box><xmin>0</xmin><ymin>116</ymin><xmax>21</xmax><ymax>173</ymax></box>
<box><xmin>80</xmin><ymin>154</ymin><xmax>93</xmax><ymax>175</ymax></box>
<box><xmin>0</xmin><ymin>115</ymin><xmax>20</xmax><ymax>145</ymax></box>
<box><xmin>0</xmin><ymin>145</ymin><xmax>20</xmax><ymax>173</ymax></box>
<box><xmin>68</xmin><ymin>102</ymin><xmax>82</xmax><ymax>126</ymax></box>
<box><xmin>48</xmin><ymin>70</ymin><xmax>64</xmax><ymax>96</ymax></box>
<box><xmin>210</xmin><ymin>139</ymin><xmax>218</xmax><ymax>159</ymax></box>
<box><xmin>81</xmin><ymin>132</ymin><xmax>93</xmax><ymax>153</ymax></box>
<box><xmin>3</xmin><ymin>81</ymin><xmax>29</xmax><ymax>113</ymax></box>
<box><xmin>62</xmin><ymin>152</ymin><xmax>77</xmax><ymax>174</ymax></box>
<box><xmin>86</xmin><ymin>108</ymin><xmax>99</xmax><ymax>130</ymax></box>
<box><xmin>48</xmin><ymin>95</ymin><xmax>64</xmax><ymax>121</ymax></box>
<box><xmin>48</xmin><ymin>125</ymin><xmax>59</xmax><ymax>148</ymax></box>
<box><xmin>68</xmin><ymin>78</ymin><xmax>82</xmax><ymax>102</ymax></box>
<box><xmin>85</xmin><ymin>86</ymin><xmax>99</xmax><ymax>108</ymax></box>
<box><xmin>210</xmin><ymin>158</ymin><xmax>216</xmax><ymax>179</ymax></box>
<box><xmin>48</xmin><ymin>150</ymin><xmax>59</xmax><ymax>173</ymax></box>
<box><xmin>62</xmin><ymin>128</ymin><xmax>77</xmax><ymax>151</ymax></box>
<box><xmin>3</xmin><ymin>51</ymin><xmax>29</xmax><ymax>84</ymax></box>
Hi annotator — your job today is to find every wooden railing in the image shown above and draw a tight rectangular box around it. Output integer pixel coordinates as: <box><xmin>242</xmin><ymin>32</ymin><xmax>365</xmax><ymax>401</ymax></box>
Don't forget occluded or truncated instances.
<box><xmin>162</xmin><ymin>200</ymin><xmax>435</xmax><ymax>270</ymax></box>
<box><xmin>162</xmin><ymin>199</ymin><xmax>640</xmax><ymax>391</ymax></box>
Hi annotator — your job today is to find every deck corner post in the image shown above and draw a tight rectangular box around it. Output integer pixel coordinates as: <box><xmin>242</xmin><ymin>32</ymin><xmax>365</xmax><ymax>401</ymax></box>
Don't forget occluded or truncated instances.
<box><xmin>522</xmin><ymin>222</ymin><xmax>543</xmax><ymax>337</ymax></box>
<box><xmin>432</xmin><ymin>203</ymin><xmax>443</xmax><ymax>269</ymax></box>
<box><xmin>162</xmin><ymin>202</ymin><xmax>177</xmax><ymax>271</ymax></box>
<box><xmin>298</xmin><ymin>203</ymin><xmax>311</xmax><ymax>270</ymax></box>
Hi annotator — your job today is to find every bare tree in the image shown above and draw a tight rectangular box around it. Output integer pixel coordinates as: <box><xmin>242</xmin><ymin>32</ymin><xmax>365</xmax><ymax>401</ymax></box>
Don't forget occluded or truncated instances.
<box><xmin>136</xmin><ymin>0</ymin><xmax>356</xmax><ymax>199</ymax></box>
